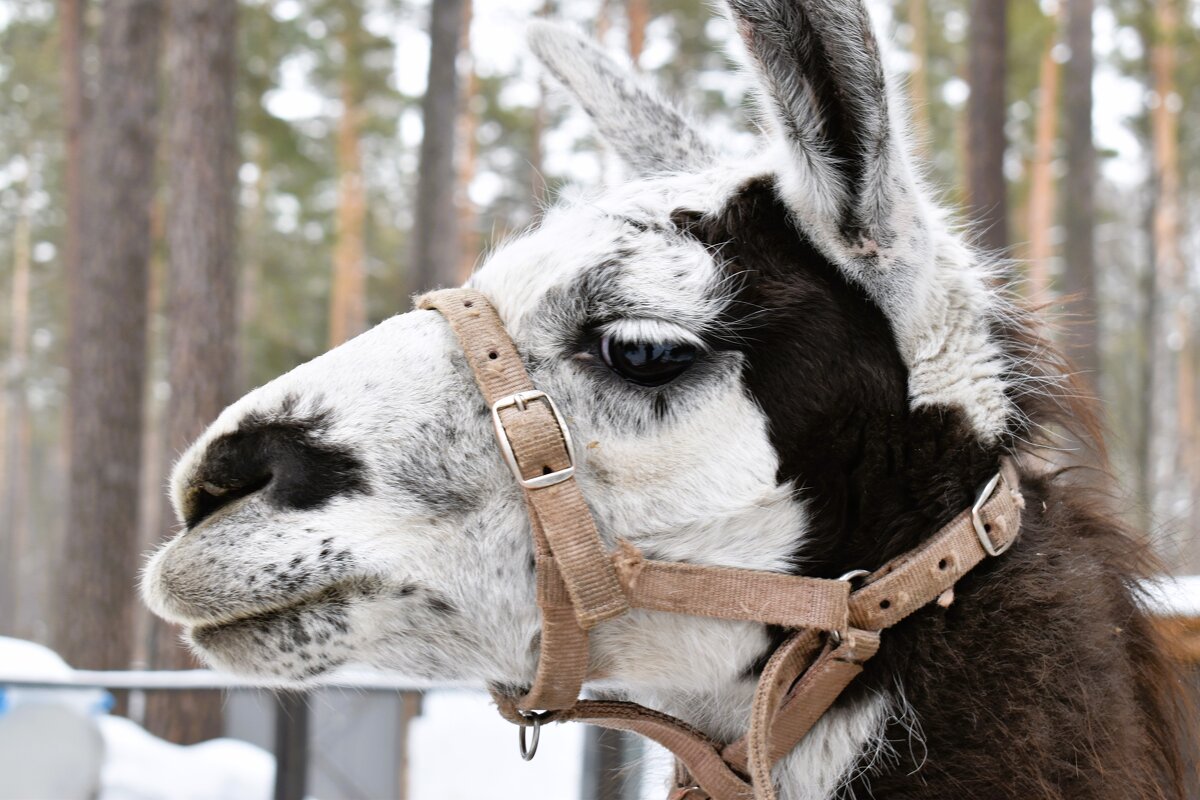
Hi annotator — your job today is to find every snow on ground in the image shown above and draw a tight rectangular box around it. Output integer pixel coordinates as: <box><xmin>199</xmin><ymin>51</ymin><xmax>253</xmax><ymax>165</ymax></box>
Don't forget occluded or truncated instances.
<box><xmin>98</xmin><ymin>715</ymin><xmax>274</xmax><ymax>800</ymax></box>
<box><xmin>0</xmin><ymin>637</ymin><xmax>275</xmax><ymax>800</ymax></box>
<box><xmin>0</xmin><ymin>636</ymin><xmax>109</xmax><ymax>717</ymax></box>
<box><xmin>1139</xmin><ymin>575</ymin><xmax>1200</xmax><ymax>618</ymax></box>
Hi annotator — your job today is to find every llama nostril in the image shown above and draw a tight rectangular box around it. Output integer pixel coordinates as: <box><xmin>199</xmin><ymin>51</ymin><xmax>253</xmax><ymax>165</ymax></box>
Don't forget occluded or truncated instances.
<box><xmin>186</xmin><ymin>472</ymin><xmax>272</xmax><ymax>529</ymax></box>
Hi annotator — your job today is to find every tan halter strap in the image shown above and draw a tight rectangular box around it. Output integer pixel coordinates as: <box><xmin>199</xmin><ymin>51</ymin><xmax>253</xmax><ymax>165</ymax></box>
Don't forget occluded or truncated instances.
<box><xmin>419</xmin><ymin>287</ymin><xmax>1025</xmax><ymax>800</ymax></box>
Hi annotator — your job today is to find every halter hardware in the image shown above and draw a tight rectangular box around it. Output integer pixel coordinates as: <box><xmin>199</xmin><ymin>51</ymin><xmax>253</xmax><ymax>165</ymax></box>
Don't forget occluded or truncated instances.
<box><xmin>419</xmin><ymin>288</ymin><xmax>1026</xmax><ymax>800</ymax></box>
<box><xmin>517</xmin><ymin>710</ymin><xmax>549</xmax><ymax>761</ymax></box>
<box><xmin>491</xmin><ymin>390</ymin><xmax>577</xmax><ymax>489</ymax></box>
<box><xmin>972</xmin><ymin>471</ymin><xmax>1011</xmax><ymax>556</ymax></box>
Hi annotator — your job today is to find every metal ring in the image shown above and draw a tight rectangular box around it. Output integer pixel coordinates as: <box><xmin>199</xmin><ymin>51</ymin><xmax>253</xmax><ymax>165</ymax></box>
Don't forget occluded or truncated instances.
<box><xmin>837</xmin><ymin>569</ymin><xmax>870</xmax><ymax>584</ymax></box>
<box><xmin>518</xmin><ymin>712</ymin><xmax>543</xmax><ymax>761</ymax></box>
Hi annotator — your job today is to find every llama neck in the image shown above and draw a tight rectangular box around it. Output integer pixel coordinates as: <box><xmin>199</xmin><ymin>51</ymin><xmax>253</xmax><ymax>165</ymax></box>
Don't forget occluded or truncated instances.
<box><xmin>637</xmin><ymin>679</ymin><xmax>892</xmax><ymax>800</ymax></box>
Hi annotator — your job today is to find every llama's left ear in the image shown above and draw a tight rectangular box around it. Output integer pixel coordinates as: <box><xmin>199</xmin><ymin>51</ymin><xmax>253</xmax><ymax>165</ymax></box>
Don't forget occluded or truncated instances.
<box><xmin>728</xmin><ymin>0</ymin><xmax>1014</xmax><ymax>441</ymax></box>
<box><xmin>726</xmin><ymin>0</ymin><xmax>920</xmax><ymax>267</ymax></box>
<box><xmin>528</xmin><ymin>21</ymin><xmax>715</xmax><ymax>175</ymax></box>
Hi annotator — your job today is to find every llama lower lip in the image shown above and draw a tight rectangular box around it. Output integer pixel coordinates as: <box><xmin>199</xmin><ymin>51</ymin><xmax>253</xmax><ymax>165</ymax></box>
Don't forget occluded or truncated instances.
<box><xmin>188</xmin><ymin>577</ymin><xmax>381</xmax><ymax>678</ymax></box>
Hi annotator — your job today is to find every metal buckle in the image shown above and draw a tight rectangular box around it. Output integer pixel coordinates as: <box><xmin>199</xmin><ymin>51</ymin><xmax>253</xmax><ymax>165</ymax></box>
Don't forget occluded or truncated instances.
<box><xmin>491</xmin><ymin>390</ymin><xmax>577</xmax><ymax>490</ymax></box>
<box><xmin>971</xmin><ymin>471</ymin><xmax>1010</xmax><ymax>557</ymax></box>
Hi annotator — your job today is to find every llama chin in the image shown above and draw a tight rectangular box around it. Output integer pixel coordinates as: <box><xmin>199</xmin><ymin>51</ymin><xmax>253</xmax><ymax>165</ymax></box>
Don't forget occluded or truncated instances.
<box><xmin>143</xmin><ymin>1</ymin><xmax>1191</xmax><ymax>797</ymax></box>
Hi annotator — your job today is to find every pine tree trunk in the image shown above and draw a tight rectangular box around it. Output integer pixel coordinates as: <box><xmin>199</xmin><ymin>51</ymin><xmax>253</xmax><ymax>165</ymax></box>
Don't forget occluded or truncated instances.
<box><xmin>330</xmin><ymin>2</ymin><xmax>369</xmax><ymax>347</ymax></box>
<box><xmin>59</xmin><ymin>0</ymin><xmax>87</xmax><ymax>431</ymax></box>
<box><xmin>2</xmin><ymin>162</ymin><xmax>34</xmax><ymax>638</ymax></box>
<box><xmin>1061</xmin><ymin>0</ymin><xmax>1099</xmax><ymax>383</ymax></box>
<box><xmin>1025</xmin><ymin>11</ymin><xmax>1063</xmax><ymax>307</ymax></box>
<box><xmin>1145</xmin><ymin>0</ymin><xmax>1192</xmax><ymax>564</ymax></box>
<box><xmin>456</xmin><ymin>0</ymin><xmax>480</xmax><ymax>283</ymax></box>
<box><xmin>143</xmin><ymin>0</ymin><xmax>238</xmax><ymax>744</ymax></box>
<box><xmin>413</xmin><ymin>0</ymin><xmax>465</xmax><ymax>293</ymax></box>
<box><xmin>966</xmin><ymin>0</ymin><xmax>1008</xmax><ymax>254</ymax></box>
<box><xmin>530</xmin><ymin>1</ymin><xmax>555</xmax><ymax>220</ymax></box>
<box><xmin>905</xmin><ymin>0</ymin><xmax>932</xmax><ymax>158</ymax></box>
<box><xmin>330</xmin><ymin>76</ymin><xmax>368</xmax><ymax>347</ymax></box>
<box><xmin>59</xmin><ymin>0</ymin><xmax>163</xmax><ymax>673</ymax></box>
<box><xmin>627</xmin><ymin>0</ymin><xmax>649</xmax><ymax>65</ymax></box>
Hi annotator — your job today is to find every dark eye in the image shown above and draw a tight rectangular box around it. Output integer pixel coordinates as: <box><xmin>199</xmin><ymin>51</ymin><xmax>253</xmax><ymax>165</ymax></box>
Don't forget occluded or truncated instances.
<box><xmin>600</xmin><ymin>335</ymin><xmax>698</xmax><ymax>387</ymax></box>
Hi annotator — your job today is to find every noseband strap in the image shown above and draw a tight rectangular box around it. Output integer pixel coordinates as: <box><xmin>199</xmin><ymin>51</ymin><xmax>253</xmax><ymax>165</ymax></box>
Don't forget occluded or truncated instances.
<box><xmin>419</xmin><ymin>288</ymin><xmax>1025</xmax><ymax>800</ymax></box>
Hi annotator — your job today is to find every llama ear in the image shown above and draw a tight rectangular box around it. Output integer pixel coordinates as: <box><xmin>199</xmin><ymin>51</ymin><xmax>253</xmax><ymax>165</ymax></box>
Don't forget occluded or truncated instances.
<box><xmin>728</xmin><ymin>1</ymin><xmax>1016</xmax><ymax>441</ymax></box>
<box><xmin>725</xmin><ymin>0</ymin><xmax>913</xmax><ymax>256</ymax></box>
<box><xmin>527</xmin><ymin>21</ymin><xmax>715</xmax><ymax>175</ymax></box>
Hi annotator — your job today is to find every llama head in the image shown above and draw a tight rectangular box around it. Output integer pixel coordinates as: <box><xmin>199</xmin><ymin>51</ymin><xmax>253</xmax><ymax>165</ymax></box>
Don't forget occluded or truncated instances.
<box><xmin>143</xmin><ymin>0</ymin><xmax>1014</xmax><ymax>717</ymax></box>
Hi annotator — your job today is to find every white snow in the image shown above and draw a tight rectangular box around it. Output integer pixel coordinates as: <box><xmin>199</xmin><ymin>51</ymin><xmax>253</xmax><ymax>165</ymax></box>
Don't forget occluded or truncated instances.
<box><xmin>97</xmin><ymin>715</ymin><xmax>274</xmax><ymax>800</ymax></box>
<box><xmin>1</xmin><ymin>637</ymin><xmax>274</xmax><ymax>800</ymax></box>
<box><xmin>1138</xmin><ymin>575</ymin><xmax>1200</xmax><ymax>618</ymax></box>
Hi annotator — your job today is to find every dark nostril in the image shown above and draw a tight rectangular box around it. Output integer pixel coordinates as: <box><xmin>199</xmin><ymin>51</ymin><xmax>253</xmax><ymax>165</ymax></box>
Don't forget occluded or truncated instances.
<box><xmin>186</xmin><ymin>472</ymin><xmax>272</xmax><ymax>529</ymax></box>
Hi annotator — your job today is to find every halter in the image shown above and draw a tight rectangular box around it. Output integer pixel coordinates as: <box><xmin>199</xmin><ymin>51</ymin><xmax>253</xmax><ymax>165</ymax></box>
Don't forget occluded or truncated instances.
<box><xmin>419</xmin><ymin>288</ymin><xmax>1025</xmax><ymax>800</ymax></box>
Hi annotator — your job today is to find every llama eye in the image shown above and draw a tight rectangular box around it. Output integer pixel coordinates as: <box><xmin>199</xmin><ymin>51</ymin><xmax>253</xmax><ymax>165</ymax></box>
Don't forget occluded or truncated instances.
<box><xmin>599</xmin><ymin>334</ymin><xmax>697</xmax><ymax>387</ymax></box>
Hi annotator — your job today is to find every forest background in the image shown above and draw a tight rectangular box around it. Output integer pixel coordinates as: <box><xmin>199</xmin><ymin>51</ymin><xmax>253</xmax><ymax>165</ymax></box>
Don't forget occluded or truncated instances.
<box><xmin>0</xmin><ymin>0</ymin><xmax>1197</xmax><ymax>748</ymax></box>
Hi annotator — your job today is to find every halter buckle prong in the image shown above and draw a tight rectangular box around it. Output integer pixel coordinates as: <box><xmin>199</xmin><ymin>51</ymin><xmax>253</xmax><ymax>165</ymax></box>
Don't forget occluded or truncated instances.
<box><xmin>491</xmin><ymin>390</ymin><xmax>577</xmax><ymax>490</ymax></box>
<box><xmin>972</xmin><ymin>471</ymin><xmax>1011</xmax><ymax>556</ymax></box>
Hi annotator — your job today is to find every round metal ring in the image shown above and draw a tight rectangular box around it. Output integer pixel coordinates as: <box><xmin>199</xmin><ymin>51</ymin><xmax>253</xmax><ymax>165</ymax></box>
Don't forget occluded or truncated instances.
<box><xmin>518</xmin><ymin>713</ymin><xmax>542</xmax><ymax>761</ymax></box>
<box><xmin>837</xmin><ymin>569</ymin><xmax>870</xmax><ymax>584</ymax></box>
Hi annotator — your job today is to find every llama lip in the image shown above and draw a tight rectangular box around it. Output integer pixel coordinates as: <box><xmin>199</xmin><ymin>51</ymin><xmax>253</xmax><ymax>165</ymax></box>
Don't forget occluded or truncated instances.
<box><xmin>191</xmin><ymin>577</ymin><xmax>379</xmax><ymax>642</ymax></box>
<box><xmin>188</xmin><ymin>578</ymin><xmax>383</xmax><ymax>680</ymax></box>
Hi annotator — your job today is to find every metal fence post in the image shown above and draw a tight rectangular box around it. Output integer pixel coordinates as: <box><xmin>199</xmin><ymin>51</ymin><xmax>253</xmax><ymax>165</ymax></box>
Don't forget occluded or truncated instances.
<box><xmin>273</xmin><ymin>690</ymin><xmax>310</xmax><ymax>800</ymax></box>
<box><xmin>581</xmin><ymin>727</ymin><xmax>643</xmax><ymax>800</ymax></box>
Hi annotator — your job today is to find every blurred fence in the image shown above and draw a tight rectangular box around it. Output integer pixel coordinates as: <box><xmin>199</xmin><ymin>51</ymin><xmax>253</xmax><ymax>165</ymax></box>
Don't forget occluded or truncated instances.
<box><xmin>0</xmin><ymin>669</ymin><xmax>645</xmax><ymax>800</ymax></box>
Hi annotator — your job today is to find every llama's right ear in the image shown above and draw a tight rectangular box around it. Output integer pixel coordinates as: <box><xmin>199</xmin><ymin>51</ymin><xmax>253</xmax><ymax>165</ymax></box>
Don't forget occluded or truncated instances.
<box><xmin>527</xmin><ymin>21</ymin><xmax>715</xmax><ymax>175</ymax></box>
<box><xmin>726</xmin><ymin>0</ymin><xmax>914</xmax><ymax>257</ymax></box>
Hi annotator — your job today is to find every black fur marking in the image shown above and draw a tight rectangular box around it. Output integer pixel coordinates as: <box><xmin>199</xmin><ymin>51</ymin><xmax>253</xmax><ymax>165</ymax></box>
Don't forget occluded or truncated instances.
<box><xmin>186</xmin><ymin>404</ymin><xmax>368</xmax><ymax>528</ymax></box>
<box><xmin>681</xmin><ymin>178</ymin><xmax>1189</xmax><ymax>798</ymax></box>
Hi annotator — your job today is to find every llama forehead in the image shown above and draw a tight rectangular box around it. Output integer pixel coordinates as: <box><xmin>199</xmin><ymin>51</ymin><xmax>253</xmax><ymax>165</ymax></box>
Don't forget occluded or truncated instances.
<box><xmin>469</xmin><ymin>163</ymin><xmax>773</xmax><ymax>336</ymax></box>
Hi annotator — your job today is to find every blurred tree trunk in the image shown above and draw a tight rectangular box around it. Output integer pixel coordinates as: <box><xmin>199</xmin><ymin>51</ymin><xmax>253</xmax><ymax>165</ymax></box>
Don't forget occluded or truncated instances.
<box><xmin>456</xmin><ymin>0</ymin><xmax>479</xmax><ymax>283</ymax></box>
<box><xmin>143</xmin><ymin>0</ymin><xmax>238</xmax><ymax>744</ymax></box>
<box><xmin>966</xmin><ymin>0</ymin><xmax>1008</xmax><ymax>254</ymax></box>
<box><xmin>238</xmin><ymin>139</ymin><xmax>267</xmax><ymax>392</ymax></box>
<box><xmin>58</xmin><ymin>0</ymin><xmax>163</xmax><ymax>672</ymax></box>
<box><xmin>1061</xmin><ymin>0</ymin><xmax>1098</xmax><ymax>384</ymax></box>
<box><xmin>1145</xmin><ymin>0</ymin><xmax>1192</xmax><ymax>563</ymax></box>
<box><xmin>627</xmin><ymin>0</ymin><xmax>649</xmax><ymax>65</ymax></box>
<box><xmin>905</xmin><ymin>0</ymin><xmax>931</xmax><ymax>158</ymax></box>
<box><xmin>531</xmin><ymin>0</ymin><xmax>555</xmax><ymax>215</ymax></box>
<box><xmin>59</xmin><ymin>0</ymin><xmax>87</xmax><ymax>434</ymax></box>
<box><xmin>413</xmin><ymin>0</ymin><xmax>466</xmax><ymax>293</ymax></box>
<box><xmin>330</xmin><ymin>0</ymin><xmax>368</xmax><ymax>347</ymax></box>
<box><xmin>596</xmin><ymin>0</ymin><xmax>613</xmax><ymax>41</ymax></box>
<box><xmin>1</xmin><ymin>160</ymin><xmax>33</xmax><ymax>638</ymax></box>
<box><xmin>1025</xmin><ymin>10</ymin><xmax>1063</xmax><ymax>307</ymax></box>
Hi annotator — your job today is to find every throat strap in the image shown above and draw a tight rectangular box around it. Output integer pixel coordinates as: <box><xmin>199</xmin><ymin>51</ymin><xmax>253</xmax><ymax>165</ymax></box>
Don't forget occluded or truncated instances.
<box><xmin>418</xmin><ymin>288</ymin><xmax>1025</xmax><ymax>800</ymax></box>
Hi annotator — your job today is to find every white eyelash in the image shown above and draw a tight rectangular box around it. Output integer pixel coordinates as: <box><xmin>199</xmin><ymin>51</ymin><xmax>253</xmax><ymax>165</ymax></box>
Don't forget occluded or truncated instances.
<box><xmin>599</xmin><ymin>318</ymin><xmax>707</xmax><ymax>348</ymax></box>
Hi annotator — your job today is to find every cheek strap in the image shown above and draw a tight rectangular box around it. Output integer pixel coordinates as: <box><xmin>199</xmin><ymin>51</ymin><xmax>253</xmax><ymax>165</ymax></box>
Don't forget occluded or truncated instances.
<box><xmin>418</xmin><ymin>287</ymin><xmax>1024</xmax><ymax>800</ymax></box>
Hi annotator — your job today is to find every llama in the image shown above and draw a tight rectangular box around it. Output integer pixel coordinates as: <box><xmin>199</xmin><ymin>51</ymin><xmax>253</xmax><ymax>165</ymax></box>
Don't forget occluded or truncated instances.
<box><xmin>143</xmin><ymin>1</ymin><xmax>1191</xmax><ymax>797</ymax></box>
